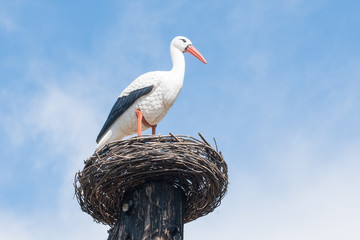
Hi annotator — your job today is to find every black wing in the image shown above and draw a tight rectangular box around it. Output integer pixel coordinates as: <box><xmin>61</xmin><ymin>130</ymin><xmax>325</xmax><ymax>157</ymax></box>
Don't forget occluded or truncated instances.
<box><xmin>96</xmin><ymin>85</ymin><xmax>154</xmax><ymax>143</ymax></box>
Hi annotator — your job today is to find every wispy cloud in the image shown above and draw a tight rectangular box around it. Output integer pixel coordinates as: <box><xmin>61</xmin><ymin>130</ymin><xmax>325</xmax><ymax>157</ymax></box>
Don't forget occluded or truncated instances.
<box><xmin>0</xmin><ymin>63</ymin><xmax>109</xmax><ymax>239</ymax></box>
<box><xmin>0</xmin><ymin>1</ymin><xmax>17</xmax><ymax>32</ymax></box>
<box><xmin>0</xmin><ymin>12</ymin><xmax>16</xmax><ymax>32</ymax></box>
<box><xmin>186</xmin><ymin>138</ymin><xmax>360</xmax><ymax>240</ymax></box>
<box><xmin>0</xmin><ymin>207</ymin><xmax>108</xmax><ymax>240</ymax></box>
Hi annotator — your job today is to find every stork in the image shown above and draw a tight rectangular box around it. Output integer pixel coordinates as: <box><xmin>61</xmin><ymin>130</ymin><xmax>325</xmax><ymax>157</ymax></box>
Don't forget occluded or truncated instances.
<box><xmin>95</xmin><ymin>36</ymin><xmax>206</xmax><ymax>151</ymax></box>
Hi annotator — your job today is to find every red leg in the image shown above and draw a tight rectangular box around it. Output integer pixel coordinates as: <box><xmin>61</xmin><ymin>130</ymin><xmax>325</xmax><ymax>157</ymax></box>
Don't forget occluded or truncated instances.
<box><xmin>135</xmin><ymin>109</ymin><xmax>143</xmax><ymax>136</ymax></box>
<box><xmin>152</xmin><ymin>125</ymin><xmax>157</xmax><ymax>135</ymax></box>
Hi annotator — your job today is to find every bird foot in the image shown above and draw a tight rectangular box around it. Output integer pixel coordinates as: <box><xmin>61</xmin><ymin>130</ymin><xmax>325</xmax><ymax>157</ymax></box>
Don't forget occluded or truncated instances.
<box><xmin>135</xmin><ymin>109</ymin><xmax>143</xmax><ymax>137</ymax></box>
<box><xmin>152</xmin><ymin>125</ymin><xmax>157</xmax><ymax>135</ymax></box>
<box><xmin>136</xmin><ymin>109</ymin><xmax>157</xmax><ymax>137</ymax></box>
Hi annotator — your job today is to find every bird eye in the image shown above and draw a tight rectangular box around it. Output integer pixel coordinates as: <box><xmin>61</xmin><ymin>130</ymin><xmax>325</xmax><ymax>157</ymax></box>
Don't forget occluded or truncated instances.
<box><xmin>180</xmin><ymin>38</ymin><xmax>186</xmax><ymax>43</ymax></box>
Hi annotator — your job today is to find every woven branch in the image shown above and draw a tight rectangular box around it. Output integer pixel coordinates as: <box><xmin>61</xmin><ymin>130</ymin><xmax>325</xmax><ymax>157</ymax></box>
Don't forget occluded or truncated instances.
<box><xmin>74</xmin><ymin>133</ymin><xmax>228</xmax><ymax>226</ymax></box>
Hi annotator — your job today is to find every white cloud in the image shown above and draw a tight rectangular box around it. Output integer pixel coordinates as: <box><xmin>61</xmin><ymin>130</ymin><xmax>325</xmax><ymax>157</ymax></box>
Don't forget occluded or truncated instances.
<box><xmin>185</xmin><ymin>140</ymin><xmax>360</xmax><ymax>240</ymax></box>
<box><xmin>0</xmin><ymin>80</ymin><xmax>109</xmax><ymax>239</ymax></box>
<box><xmin>0</xmin><ymin>6</ymin><xmax>16</xmax><ymax>32</ymax></box>
<box><xmin>27</xmin><ymin>85</ymin><xmax>98</xmax><ymax>151</ymax></box>
<box><xmin>0</xmin><ymin>13</ymin><xmax>16</xmax><ymax>32</ymax></box>
<box><xmin>0</xmin><ymin>207</ymin><xmax>108</xmax><ymax>240</ymax></box>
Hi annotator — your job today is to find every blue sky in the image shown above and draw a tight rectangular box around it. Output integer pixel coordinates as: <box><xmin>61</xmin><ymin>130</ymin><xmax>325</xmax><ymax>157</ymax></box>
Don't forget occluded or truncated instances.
<box><xmin>1</xmin><ymin>0</ymin><xmax>360</xmax><ymax>239</ymax></box>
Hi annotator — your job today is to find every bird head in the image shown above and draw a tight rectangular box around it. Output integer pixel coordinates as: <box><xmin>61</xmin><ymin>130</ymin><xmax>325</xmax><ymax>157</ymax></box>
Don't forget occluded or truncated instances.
<box><xmin>171</xmin><ymin>36</ymin><xmax>207</xmax><ymax>64</ymax></box>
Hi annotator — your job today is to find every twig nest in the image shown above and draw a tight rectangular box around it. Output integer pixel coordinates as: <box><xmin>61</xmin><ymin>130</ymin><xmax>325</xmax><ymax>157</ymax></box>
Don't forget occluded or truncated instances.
<box><xmin>74</xmin><ymin>133</ymin><xmax>228</xmax><ymax>226</ymax></box>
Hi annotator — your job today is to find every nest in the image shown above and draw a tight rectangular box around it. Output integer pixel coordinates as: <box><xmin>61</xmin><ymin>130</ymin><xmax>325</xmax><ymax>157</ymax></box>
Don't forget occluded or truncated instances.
<box><xmin>74</xmin><ymin>133</ymin><xmax>228</xmax><ymax>226</ymax></box>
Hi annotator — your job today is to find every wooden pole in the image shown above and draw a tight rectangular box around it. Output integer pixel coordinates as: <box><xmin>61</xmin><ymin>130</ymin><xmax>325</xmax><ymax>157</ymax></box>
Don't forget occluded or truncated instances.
<box><xmin>108</xmin><ymin>181</ymin><xmax>185</xmax><ymax>240</ymax></box>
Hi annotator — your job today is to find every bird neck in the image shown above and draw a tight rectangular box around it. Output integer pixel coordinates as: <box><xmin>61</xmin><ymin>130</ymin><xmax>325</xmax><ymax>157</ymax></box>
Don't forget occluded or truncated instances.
<box><xmin>170</xmin><ymin>46</ymin><xmax>185</xmax><ymax>79</ymax></box>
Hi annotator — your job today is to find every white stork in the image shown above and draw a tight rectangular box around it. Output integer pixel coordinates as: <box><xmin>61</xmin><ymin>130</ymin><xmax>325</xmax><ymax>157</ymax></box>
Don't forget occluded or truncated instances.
<box><xmin>96</xmin><ymin>36</ymin><xmax>206</xmax><ymax>151</ymax></box>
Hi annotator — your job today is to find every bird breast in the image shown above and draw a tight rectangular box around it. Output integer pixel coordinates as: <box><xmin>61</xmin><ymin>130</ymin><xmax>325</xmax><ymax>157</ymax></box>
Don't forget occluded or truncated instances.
<box><xmin>136</xmin><ymin>71</ymin><xmax>183</xmax><ymax>125</ymax></box>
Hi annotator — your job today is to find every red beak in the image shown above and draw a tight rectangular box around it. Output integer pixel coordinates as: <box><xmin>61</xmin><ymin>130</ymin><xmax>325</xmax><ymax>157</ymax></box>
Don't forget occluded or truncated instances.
<box><xmin>186</xmin><ymin>45</ymin><xmax>207</xmax><ymax>64</ymax></box>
